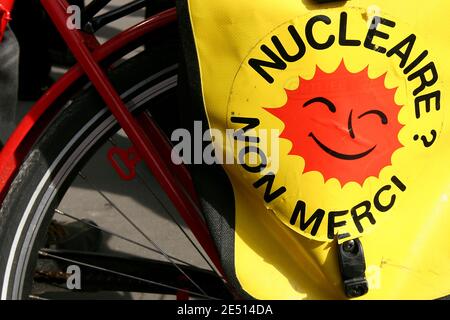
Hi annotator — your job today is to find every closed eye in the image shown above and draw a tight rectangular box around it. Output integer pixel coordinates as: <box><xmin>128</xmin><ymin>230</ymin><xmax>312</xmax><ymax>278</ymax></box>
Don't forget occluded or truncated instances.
<box><xmin>303</xmin><ymin>97</ymin><xmax>336</xmax><ymax>113</ymax></box>
<box><xmin>358</xmin><ymin>110</ymin><xmax>388</xmax><ymax>124</ymax></box>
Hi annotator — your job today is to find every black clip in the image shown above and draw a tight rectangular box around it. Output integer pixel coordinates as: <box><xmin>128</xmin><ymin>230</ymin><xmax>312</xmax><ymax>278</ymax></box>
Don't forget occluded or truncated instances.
<box><xmin>338</xmin><ymin>238</ymin><xmax>369</xmax><ymax>298</ymax></box>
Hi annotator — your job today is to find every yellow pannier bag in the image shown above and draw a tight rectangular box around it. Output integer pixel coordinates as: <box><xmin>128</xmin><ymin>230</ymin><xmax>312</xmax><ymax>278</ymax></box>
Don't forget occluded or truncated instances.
<box><xmin>177</xmin><ymin>0</ymin><xmax>450</xmax><ymax>299</ymax></box>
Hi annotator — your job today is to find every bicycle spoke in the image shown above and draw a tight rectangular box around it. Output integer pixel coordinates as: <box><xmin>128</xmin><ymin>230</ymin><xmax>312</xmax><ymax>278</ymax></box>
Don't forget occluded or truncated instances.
<box><xmin>28</xmin><ymin>295</ymin><xmax>49</xmax><ymax>301</ymax></box>
<box><xmin>38</xmin><ymin>250</ymin><xmax>219</xmax><ymax>300</ymax></box>
<box><xmin>31</xmin><ymin>279</ymin><xmax>71</xmax><ymax>295</ymax></box>
<box><xmin>54</xmin><ymin>208</ymin><xmax>196</xmax><ymax>267</ymax></box>
<box><xmin>77</xmin><ymin>172</ymin><xmax>208</xmax><ymax>296</ymax></box>
<box><xmin>108</xmin><ymin>136</ymin><xmax>221</xmax><ymax>278</ymax></box>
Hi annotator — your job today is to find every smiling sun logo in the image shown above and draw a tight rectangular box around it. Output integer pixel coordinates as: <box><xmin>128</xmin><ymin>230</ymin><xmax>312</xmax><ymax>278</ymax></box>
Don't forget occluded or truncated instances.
<box><xmin>266</xmin><ymin>61</ymin><xmax>404</xmax><ymax>185</ymax></box>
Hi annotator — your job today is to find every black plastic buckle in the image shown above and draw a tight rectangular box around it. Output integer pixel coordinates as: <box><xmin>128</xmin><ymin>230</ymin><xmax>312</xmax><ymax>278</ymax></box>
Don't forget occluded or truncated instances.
<box><xmin>338</xmin><ymin>238</ymin><xmax>369</xmax><ymax>298</ymax></box>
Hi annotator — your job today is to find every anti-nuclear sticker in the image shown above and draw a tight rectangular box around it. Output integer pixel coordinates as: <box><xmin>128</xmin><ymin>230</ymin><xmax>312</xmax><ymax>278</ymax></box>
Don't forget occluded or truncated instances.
<box><xmin>226</xmin><ymin>8</ymin><xmax>444</xmax><ymax>242</ymax></box>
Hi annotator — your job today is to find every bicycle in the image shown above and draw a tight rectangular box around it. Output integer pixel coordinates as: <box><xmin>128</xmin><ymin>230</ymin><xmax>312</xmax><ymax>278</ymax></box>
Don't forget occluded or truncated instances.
<box><xmin>0</xmin><ymin>0</ymin><xmax>448</xmax><ymax>300</ymax></box>
<box><xmin>0</xmin><ymin>0</ymin><xmax>234</xmax><ymax>300</ymax></box>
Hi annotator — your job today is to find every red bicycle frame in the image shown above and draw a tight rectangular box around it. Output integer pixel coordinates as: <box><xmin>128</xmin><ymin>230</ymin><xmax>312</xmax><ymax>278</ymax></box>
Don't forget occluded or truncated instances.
<box><xmin>0</xmin><ymin>0</ymin><xmax>14</xmax><ymax>42</ymax></box>
<box><xmin>0</xmin><ymin>1</ymin><xmax>224</xmax><ymax>275</ymax></box>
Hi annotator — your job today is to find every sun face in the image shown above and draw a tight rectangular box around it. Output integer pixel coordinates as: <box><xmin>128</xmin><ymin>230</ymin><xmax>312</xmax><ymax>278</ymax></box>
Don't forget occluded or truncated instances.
<box><xmin>266</xmin><ymin>61</ymin><xmax>404</xmax><ymax>185</ymax></box>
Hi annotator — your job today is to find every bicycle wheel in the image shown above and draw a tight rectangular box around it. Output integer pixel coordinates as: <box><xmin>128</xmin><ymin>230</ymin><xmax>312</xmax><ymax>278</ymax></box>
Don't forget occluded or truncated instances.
<box><xmin>0</xmin><ymin>26</ymin><xmax>231</xmax><ymax>300</ymax></box>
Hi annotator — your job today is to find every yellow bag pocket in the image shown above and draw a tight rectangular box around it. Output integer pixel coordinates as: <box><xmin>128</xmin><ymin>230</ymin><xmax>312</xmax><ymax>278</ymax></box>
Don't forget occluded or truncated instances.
<box><xmin>177</xmin><ymin>0</ymin><xmax>450</xmax><ymax>299</ymax></box>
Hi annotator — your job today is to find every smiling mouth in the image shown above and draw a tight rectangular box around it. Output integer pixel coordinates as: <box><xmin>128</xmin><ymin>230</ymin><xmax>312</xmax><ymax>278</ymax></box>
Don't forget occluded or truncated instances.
<box><xmin>308</xmin><ymin>132</ymin><xmax>376</xmax><ymax>160</ymax></box>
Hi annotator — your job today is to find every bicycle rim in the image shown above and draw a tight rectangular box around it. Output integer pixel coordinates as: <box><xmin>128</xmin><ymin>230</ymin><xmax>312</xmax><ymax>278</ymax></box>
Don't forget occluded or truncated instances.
<box><xmin>0</xmin><ymin>52</ymin><xmax>230</xmax><ymax>300</ymax></box>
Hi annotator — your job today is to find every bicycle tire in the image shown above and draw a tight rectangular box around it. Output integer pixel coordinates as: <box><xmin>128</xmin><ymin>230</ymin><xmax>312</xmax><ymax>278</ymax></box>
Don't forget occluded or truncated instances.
<box><xmin>0</xmin><ymin>25</ymin><xmax>229</xmax><ymax>300</ymax></box>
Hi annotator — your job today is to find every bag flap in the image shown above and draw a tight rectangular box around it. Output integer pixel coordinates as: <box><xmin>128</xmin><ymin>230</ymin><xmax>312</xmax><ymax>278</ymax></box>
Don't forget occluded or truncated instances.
<box><xmin>177</xmin><ymin>0</ymin><xmax>450</xmax><ymax>299</ymax></box>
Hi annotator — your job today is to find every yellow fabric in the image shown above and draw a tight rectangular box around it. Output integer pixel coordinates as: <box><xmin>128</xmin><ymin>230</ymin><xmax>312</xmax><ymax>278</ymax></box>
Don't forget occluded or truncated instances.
<box><xmin>185</xmin><ymin>0</ymin><xmax>450</xmax><ymax>299</ymax></box>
